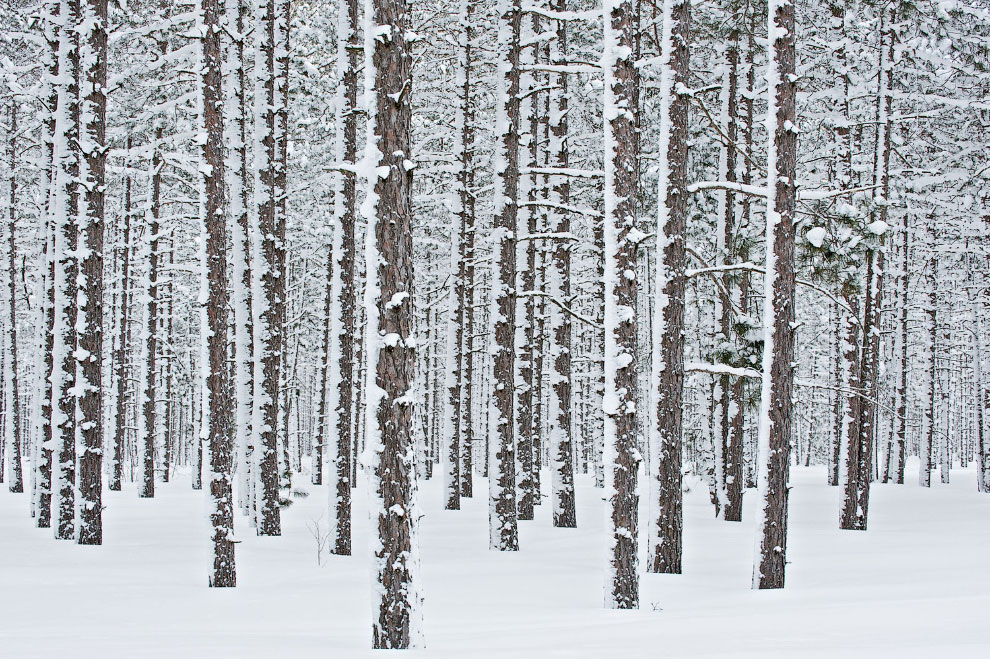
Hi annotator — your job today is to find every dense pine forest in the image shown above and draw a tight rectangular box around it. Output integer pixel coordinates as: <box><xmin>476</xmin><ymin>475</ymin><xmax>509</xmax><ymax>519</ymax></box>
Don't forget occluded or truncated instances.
<box><xmin>0</xmin><ymin>0</ymin><xmax>988</xmax><ymax>654</ymax></box>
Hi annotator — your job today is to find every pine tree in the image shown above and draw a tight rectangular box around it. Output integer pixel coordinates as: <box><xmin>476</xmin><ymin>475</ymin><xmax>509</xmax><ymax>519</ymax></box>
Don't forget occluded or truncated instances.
<box><xmin>649</xmin><ymin>0</ymin><xmax>689</xmax><ymax>576</ymax></box>
<box><xmin>75</xmin><ymin>0</ymin><xmax>108</xmax><ymax>545</ymax></box>
<box><xmin>753</xmin><ymin>0</ymin><xmax>797</xmax><ymax>590</ymax></box>
<box><xmin>489</xmin><ymin>0</ymin><xmax>522</xmax><ymax>552</ymax></box>
<box><xmin>200</xmin><ymin>0</ymin><xmax>235</xmax><ymax>586</ymax></box>
<box><xmin>364</xmin><ymin>0</ymin><xmax>423</xmax><ymax>643</ymax></box>
<box><xmin>603</xmin><ymin>0</ymin><xmax>640</xmax><ymax>610</ymax></box>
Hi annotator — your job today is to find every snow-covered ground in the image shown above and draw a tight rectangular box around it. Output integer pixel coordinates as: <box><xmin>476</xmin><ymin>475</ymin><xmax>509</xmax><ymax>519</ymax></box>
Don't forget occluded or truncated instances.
<box><xmin>1</xmin><ymin>460</ymin><xmax>987</xmax><ymax>658</ymax></box>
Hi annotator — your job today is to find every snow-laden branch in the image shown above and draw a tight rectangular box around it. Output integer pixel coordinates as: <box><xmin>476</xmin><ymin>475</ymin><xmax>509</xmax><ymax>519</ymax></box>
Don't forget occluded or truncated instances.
<box><xmin>521</xmin><ymin>166</ymin><xmax>603</xmax><ymax>178</ymax></box>
<box><xmin>517</xmin><ymin>291</ymin><xmax>602</xmax><ymax>330</ymax></box>
<box><xmin>522</xmin><ymin>5</ymin><xmax>602</xmax><ymax>22</ymax></box>
<box><xmin>685</xmin><ymin>362</ymin><xmax>760</xmax><ymax>379</ymax></box>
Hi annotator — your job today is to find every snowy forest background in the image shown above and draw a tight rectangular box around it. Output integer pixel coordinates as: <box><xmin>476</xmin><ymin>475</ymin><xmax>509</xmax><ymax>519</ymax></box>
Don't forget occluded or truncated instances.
<box><xmin>0</xmin><ymin>0</ymin><xmax>988</xmax><ymax>654</ymax></box>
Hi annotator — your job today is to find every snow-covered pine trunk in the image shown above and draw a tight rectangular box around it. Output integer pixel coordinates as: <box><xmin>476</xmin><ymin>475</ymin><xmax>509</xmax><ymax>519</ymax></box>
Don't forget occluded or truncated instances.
<box><xmin>52</xmin><ymin>0</ymin><xmax>81</xmax><ymax>540</ymax></box>
<box><xmin>513</xmin><ymin>10</ymin><xmax>538</xmax><ymax>523</ymax></box>
<box><xmin>326</xmin><ymin>0</ymin><xmax>360</xmax><ymax>554</ymax></box>
<box><xmin>75</xmin><ymin>0</ymin><xmax>108</xmax><ymax>544</ymax></box>
<box><xmin>489</xmin><ymin>0</ymin><xmax>521</xmax><ymax>552</ymax></box>
<box><xmin>138</xmin><ymin>128</ymin><xmax>162</xmax><ymax>499</ymax></box>
<box><xmin>110</xmin><ymin>137</ymin><xmax>133</xmax><ymax>493</ymax></box>
<box><xmin>200</xmin><ymin>0</ymin><xmax>235</xmax><ymax>586</ymax></box>
<box><xmin>648</xmin><ymin>0</ymin><xmax>689</xmax><ymax>576</ymax></box>
<box><xmin>894</xmin><ymin>211</ymin><xmax>910</xmax><ymax>485</ymax></box>
<box><xmin>920</xmin><ymin>262</ymin><xmax>936</xmax><ymax>487</ymax></box>
<box><xmin>603</xmin><ymin>0</ymin><xmax>640</xmax><ymax>610</ymax></box>
<box><xmin>36</xmin><ymin>5</ymin><xmax>59</xmax><ymax>525</ymax></box>
<box><xmin>442</xmin><ymin>195</ymin><xmax>463</xmax><ymax>509</ymax></box>
<box><xmin>752</xmin><ymin>0</ymin><xmax>797</xmax><ymax>590</ymax></box>
<box><xmin>225</xmin><ymin>0</ymin><xmax>255</xmax><ymax>516</ymax></box>
<box><xmin>363</xmin><ymin>0</ymin><xmax>422</xmax><ymax>644</ymax></box>
<box><xmin>5</xmin><ymin>103</ymin><xmax>23</xmax><ymax>495</ymax></box>
<box><xmin>548</xmin><ymin>0</ymin><xmax>575</xmax><ymax>528</ymax></box>
<box><xmin>969</xmin><ymin>272</ymin><xmax>988</xmax><ymax>492</ymax></box>
<box><xmin>456</xmin><ymin>0</ymin><xmax>476</xmax><ymax>499</ymax></box>
<box><xmin>252</xmin><ymin>0</ymin><xmax>281</xmax><ymax>535</ymax></box>
<box><xmin>273</xmin><ymin>0</ymin><xmax>291</xmax><ymax>502</ymax></box>
<box><xmin>838</xmin><ymin>294</ymin><xmax>863</xmax><ymax>528</ymax></box>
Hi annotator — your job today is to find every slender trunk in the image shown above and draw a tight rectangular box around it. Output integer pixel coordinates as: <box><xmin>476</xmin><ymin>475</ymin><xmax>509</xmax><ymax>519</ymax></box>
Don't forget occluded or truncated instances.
<box><xmin>53</xmin><ymin>0</ymin><xmax>81</xmax><ymax>540</ymax></box>
<box><xmin>111</xmin><ymin>138</ymin><xmax>133</xmax><ymax>492</ymax></box>
<box><xmin>139</xmin><ymin>129</ymin><xmax>162</xmax><ymax>498</ymax></box>
<box><xmin>649</xmin><ymin>0</ymin><xmax>689</xmax><ymax>575</ymax></box>
<box><xmin>603</xmin><ymin>0</ymin><xmax>640</xmax><ymax>609</ymax></box>
<box><xmin>457</xmin><ymin>0</ymin><xmax>476</xmax><ymax>499</ymax></box>
<box><xmin>489</xmin><ymin>0</ymin><xmax>522</xmax><ymax>552</ymax></box>
<box><xmin>5</xmin><ymin>103</ymin><xmax>23</xmax><ymax>494</ymax></box>
<box><xmin>920</xmin><ymin>261</ymin><xmax>936</xmax><ymax>487</ymax></box>
<box><xmin>226</xmin><ymin>0</ymin><xmax>254</xmax><ymax>517</ymax></box>
<box><xmin>36</xmin><ymin>4</ymin><xmax>59</xmax><ymax>527</ymax></box>
<box><xmin>753</xmin><ymin>0</ymin><xmax>797</xmax><ymax>590</ymax></box>
<box><xmin>253</xmin><ymin>0</ymin><xmax>282</xmax><ymax>535</ymax></box>
<box><xmin>201</xmin><ymin>0</ymin><xmax>235</xmax><ymax>586</ymax></box>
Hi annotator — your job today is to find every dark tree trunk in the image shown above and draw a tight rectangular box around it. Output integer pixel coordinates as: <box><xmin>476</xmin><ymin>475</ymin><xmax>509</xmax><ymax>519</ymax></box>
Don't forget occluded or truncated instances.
<box><xmin>489</xmin><ymin>0</ymin><xmax>522</xmax><ymax>552</ymax></box>
<box><xmin>547</xmin><ymin>0</ymin><xmax>576</xmax><ymax>528</ymax></box>
<box><xmin>367</xmin><ymin>0</ymin><xmax>421</xmax><ymax>644</ymax></box>
<box><xmin>457</xmin><ymin>0</ymin><xmax>476</xmax><ymax>499</ymax></box>
<box><xmin>54</xmin><ymin>0</ymin><xmax>81</xmax><ymax>540</ymax></box>
<box><xmin>604</xmin><ymin>0</ymin><xmax>640</xmax><ymax>609</ymax></box>
<box><xmin>111</xmin><ymin>137</ymin><xmax>133</xmax><ymax>493</ymax></box>
<box><xmin>650</xmin><ymin>0</ymin><xmax>690</xmax><ymax>576</ymax></box>
<box><xmin>201</xmin><ymin>0</ymin><xmax>235</xmax><ymax>586</ymax></box>
<box><xmin>140</xmin><ymin>129</ymin><xmax>161</xmax><ymax>499</ymax></box>
<box><xmin>753</xmin><ymin>0</ymin><xmax>797</xmax><ymax>590</ymax></box>
<box><xmin>255</xmin><ymin>0</ymin><xmax>281</xmax><ymax>536</ymax></box>
<box><xmin>5</xmin><ymin>103</ymin><xmax>24</xmax><ymax>495</ymax></box>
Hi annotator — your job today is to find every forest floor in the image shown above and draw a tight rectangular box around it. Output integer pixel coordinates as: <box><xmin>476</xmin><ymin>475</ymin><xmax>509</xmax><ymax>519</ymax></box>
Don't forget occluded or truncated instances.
<box><xmin>1</xmin><ymin>460</ymin><xmax>988</xmax><ymax>658</ymax></box>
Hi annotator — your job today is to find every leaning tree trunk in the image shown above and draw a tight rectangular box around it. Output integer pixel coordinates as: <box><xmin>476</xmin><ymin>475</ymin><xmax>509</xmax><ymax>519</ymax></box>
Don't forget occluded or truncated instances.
<box><xmin>363</xmin><ymin>0</ymin><xmax>423</xmax><ymax>644</ymax></box>
<box><xmin>753</xmin><ymin>0</ymin><xmax>797</xmax><ymax>590</ymax></box>
<box><xmin>488</xmin><ymin>0</ymin><xmax>522</xmax><ymax>553</ymax></box>
<box><xmin>649</xmin><ymin>0</ymin><xmax>689</xmax><ymax>576</ymax></box>
<box><xmin>603</xmin><ymin>0</ymin><xmax>640</xmax><ymax>610</ymax></box>
<box><xmin>200</xmin><ymin>0</ymin><xmax>235</xmax><ymax>586</ymax></box>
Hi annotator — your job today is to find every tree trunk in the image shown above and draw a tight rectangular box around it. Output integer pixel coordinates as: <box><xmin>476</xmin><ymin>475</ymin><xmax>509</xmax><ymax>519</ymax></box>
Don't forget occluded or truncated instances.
<box><xmin>457</xmin><ymin>0</ymin><xmax>476</xmax><ymax>499</ymax></box>
<box><xmin>649</xmin><ymin>0</ymin><xmax>689</xmax><ymax>576</ymax></box>
<box><xmin>5</xmin><ymin>103</ymin><xmax>23</xmax><ymax>495</ymax></box>
<box><xmin>488</xmin><ymin>0</ymin><xmax>522</xmax><ymax>553</ymax></box>
<box><xmin>201</xmin><ymin>0</ymin><xmax>235</xmax><ymax>586</ymax></box>
<box><xmin>603</xmin><ymin>0</ymin><xmax>640</xmax><ymax>609</ymax></box>
<box><xmin>253</xmin><ymin>0</ymin><xmax>281</xmax><ymax>536</ymax></box>
<box><xmin>364</xmin><ymin>0</ymin><xmax>422</xmax><ymax>643</ymax></box>
<box><xmin>52</xmin><ymin>0</ymin><xmax>81</xmax><ymax>540</ymax></box>
<box><xmin>110</xmin><ymin>137</ymin><xmax>133</xmax><ymax>493</ymax></box>
<box><xmin>753</xmin><ymin>0</ymin><xmax>797</xmax><ymax>590</ymax></box>
<box><xmin>548</xmin><ymin>0</ymin><xmax>576</xmax><ymax>528</ymax></box>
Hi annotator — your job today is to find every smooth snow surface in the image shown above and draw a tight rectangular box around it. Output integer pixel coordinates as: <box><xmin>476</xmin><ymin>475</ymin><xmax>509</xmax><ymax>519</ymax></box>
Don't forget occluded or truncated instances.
<box><xmin>1</xmin><ymin>462</ymin><xmax>988</xmax><ymax>657</ymax></box>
